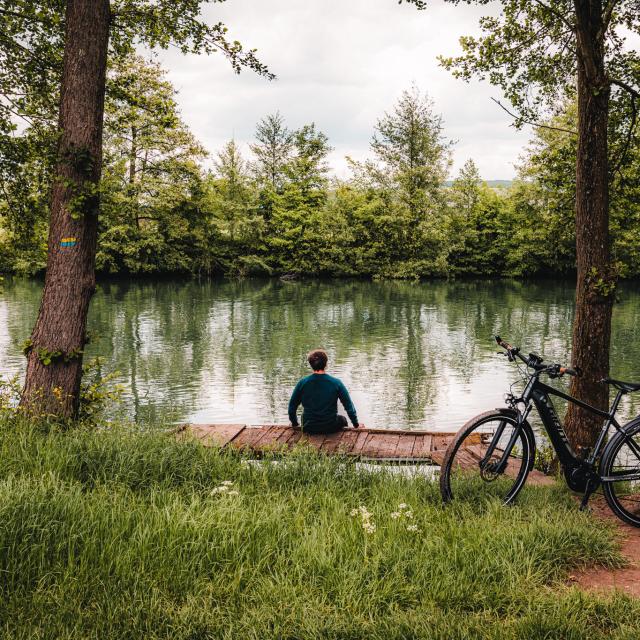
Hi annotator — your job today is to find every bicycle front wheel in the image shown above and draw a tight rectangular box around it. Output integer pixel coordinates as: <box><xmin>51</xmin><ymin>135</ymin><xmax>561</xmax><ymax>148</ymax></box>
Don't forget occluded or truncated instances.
<box><xmin>601</xmin><ymin>419</ymin><xmax>640</xmax><ymax>527</ymax></box>
<box><xmin>440</xmin><ymin>410</ymin><xmax>535</xmax><ymax>505</ymax></box>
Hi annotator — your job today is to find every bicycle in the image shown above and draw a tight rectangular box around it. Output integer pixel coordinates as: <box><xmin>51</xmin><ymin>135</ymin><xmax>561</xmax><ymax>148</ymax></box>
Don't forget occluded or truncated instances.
<box><xmin>439</xmin><ymin>335</ymin><xmax>640</xmax><ymax>527</ymax></box>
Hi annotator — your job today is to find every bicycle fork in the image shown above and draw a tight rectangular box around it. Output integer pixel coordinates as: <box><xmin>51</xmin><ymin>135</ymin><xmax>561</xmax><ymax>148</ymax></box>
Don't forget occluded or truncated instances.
<box><xmin>480</xmin><ymin>410</ymin><xmax>530</xmax><ymax>475</ymax></box>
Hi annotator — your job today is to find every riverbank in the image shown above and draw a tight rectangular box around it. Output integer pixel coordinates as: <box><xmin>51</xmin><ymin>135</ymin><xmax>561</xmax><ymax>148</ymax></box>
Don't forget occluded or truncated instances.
<box><xmin>1</xmin><ymin>417</ymin><xmax>639</xmax><ymax>639</ymax></box>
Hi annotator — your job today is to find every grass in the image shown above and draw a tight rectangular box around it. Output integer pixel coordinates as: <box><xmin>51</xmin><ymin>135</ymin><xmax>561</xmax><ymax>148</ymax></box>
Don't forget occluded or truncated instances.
<box><xmin>0</xmin><ymin>417</ymin><xmax>639</xmax><ymax>639</ymax></box>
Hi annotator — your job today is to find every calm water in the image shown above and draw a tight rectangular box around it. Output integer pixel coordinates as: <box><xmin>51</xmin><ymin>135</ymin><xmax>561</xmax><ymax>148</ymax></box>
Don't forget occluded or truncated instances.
<box><xmin>2</xmin><ymin>277</ymin><xmax>640</xmax><ymax>430</ymax></box>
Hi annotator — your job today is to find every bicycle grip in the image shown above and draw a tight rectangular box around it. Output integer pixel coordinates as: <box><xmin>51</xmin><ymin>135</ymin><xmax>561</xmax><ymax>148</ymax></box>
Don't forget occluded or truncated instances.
<box><xmin>495</xmin><ymin>335</ymin><xmax>512</xmax><ymax>350</ymax></box>
<box><xmin>560</xmin><ymin>367</ymin><xmax>579</xmax><ymax>377</ymax></box>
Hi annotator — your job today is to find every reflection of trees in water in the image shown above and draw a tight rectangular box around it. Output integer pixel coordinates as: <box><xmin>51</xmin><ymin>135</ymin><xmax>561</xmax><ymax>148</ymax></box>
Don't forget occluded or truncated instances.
<box><xmin>3</xmin><ymin>276</ymin><xmax>640</xmax><ymax>427</ymax></box>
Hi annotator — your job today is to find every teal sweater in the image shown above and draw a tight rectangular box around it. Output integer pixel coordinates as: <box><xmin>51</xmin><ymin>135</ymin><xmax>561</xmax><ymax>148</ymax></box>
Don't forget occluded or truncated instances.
<box><xmin>288</xmin><ymin>373</ymin><xmax>358</xmax><ymax>429</ymax></box>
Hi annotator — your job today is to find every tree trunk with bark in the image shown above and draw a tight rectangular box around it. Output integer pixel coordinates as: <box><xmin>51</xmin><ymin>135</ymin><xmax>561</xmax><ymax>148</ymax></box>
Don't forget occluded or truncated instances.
<box><xmin>20</xmin><ymin>0</ymin><xmax>111</xmax><ymax>418</ymax></box>
<box><xmin>564</xmin><ymin>0</ymin><xmax>614</xmax><ymax>452</ymax></box>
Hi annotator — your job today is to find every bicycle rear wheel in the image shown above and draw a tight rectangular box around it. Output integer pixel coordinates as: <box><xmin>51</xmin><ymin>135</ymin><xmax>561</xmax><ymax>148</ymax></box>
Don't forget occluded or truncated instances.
<box><xmin>440</xmin><ymin>410</ymin><xmax>535</xmax><ymax>505</ymax></box>
<box><xmin>601</xmin><ymin>419</ymin><xmax>640</xmax><ymax>527</ymax></box>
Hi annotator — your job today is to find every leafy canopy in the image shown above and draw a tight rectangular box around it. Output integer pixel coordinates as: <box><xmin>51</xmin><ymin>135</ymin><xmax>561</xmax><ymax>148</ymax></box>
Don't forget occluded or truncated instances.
<box><xmin>399</xmin><ymin>0</ymin><xmax>640</xmax><ymax>125</ymax></box>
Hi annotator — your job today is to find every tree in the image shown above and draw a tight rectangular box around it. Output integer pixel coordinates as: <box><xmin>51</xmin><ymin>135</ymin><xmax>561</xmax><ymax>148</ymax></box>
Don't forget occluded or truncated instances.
<box><xmin>98</xmin><ymin>56</ymin><xmax>208</xmax><ymax>274</ymax></box>
<box><xmin>269</xmin><ymin>123</ymin><xmax>333</xmax><ymax>273</ymax></box>
<box><xmin>445</xmin><ymin>161</ymin><xmax>506</xmax><ymax>276</ymax></box>
<box><xmin>450</xmin><ymin>159</ymin><xmax>482</xmax><ymax>220</ymax></box>
<box><xmin>351</xmin><ymin>86</ymin><xmax>451</xmax><ymax>275</ymax></box>
<box><xmin>2</xmin><ymin>0</ymin><xmax>272</xmax><ymax>418</ymax></box>
<box><xmin>207</xmin><ymin>139</ymin><xmax>268</xmax><ymax>275</ymax></box>
<box><xmin>402</xmin><ymin>0</ymin><xmax>640</xmax><ymax>451</ymax></box>
<box><xmin>250</xmin><ymin>112</ymin><xmax>293</xmax><ymax>192</ymax></box>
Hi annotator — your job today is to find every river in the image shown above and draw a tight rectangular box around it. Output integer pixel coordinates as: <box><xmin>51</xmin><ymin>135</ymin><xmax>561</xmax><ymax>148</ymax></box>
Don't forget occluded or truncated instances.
<box><xmin>1</xmin><ymin>277</ymin><xmax>640</xmax><ymax>430</ymax></box>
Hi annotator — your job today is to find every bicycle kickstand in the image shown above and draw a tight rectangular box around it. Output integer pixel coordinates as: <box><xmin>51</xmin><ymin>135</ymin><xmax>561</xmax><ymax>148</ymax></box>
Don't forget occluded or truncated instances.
<box><xmin>579</xmin><ymin>479</ymin><xmax>598</xmax><ymax>511</ymax></box>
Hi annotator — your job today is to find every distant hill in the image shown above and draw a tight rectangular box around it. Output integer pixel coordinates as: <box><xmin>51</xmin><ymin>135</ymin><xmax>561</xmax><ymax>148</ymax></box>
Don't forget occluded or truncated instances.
<box><xmin>484</xmin><ymin>180</ymin><xmax>513</xmax><ymax>188</ymax></box>
<box><xmin>444</xmin><ymin>179</ymin><xmax>513</xmax><ymax>188</ymax></box>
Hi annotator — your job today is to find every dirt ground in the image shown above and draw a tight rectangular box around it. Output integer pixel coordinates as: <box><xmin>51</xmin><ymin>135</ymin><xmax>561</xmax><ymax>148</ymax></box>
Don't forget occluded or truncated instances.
<box><xmin>568</xmin><ymin>494</ymin><xmax>640</xmax><ymax>596</ymax></box>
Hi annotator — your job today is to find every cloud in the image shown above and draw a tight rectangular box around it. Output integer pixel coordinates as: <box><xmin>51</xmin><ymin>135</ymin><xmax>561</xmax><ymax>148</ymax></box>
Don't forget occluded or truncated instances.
<box><xmin>154</xmin><ymin>0</ymin><xmax>534</xmax><ymax>179</ymax></box>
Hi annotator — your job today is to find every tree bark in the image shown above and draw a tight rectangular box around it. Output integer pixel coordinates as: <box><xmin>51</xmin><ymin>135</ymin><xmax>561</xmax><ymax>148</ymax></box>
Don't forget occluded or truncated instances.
<box><xmin>564</xmin><ymin>0</ymin><xmax>614</xmax><ymax>452</ymax></box>
<box><xmin>129</xmin><ymin>125</ymin><xmax>140</xmax><ymax>228</ymax></box>
<box><xmin>20</xmin><ymin>0</ymin><xmax>111</xmax><ymax>418</ymax></box>
<box><xmin>129</xmin><ymin>125</ymin><xmax>137</xmax><ymax>185</ymax></box>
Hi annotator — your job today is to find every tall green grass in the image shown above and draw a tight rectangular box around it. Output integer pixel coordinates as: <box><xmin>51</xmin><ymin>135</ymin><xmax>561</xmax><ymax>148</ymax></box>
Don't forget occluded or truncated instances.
<box><xmin>0</xmin><ymin>416</ymin><xmax>638</xmax><ymax>639</ymax></box>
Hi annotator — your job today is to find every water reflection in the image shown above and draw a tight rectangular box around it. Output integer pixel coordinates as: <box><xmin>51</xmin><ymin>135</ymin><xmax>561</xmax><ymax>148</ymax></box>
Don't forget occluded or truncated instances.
<box><xmin>1</xmin><ymin>277</ymin><xmax>640</xmax><ymax>429</ymax></box>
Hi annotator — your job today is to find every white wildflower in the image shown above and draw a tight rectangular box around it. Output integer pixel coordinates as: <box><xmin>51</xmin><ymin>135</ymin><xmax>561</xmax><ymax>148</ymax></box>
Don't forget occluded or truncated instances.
<box><xmin>398</xmin><ymin>503</ymin><xmax>409</xmax><ymax>510</ymax></box>
<box><xmin>404</xmin><ymin>511</ymin><xmax>414</xmax><ymax>519</ymax></box>
<box><xmin>227</xmin><ymin>490</ymin><xmax>240</xmax><ymax>496</ymax></box>
<box><xmin>390</xmin><ymin>512</ymin><xmax>401</xmax><ymax>520</ymax></box>
<box><xmin>351</xmin><ymin>505</ymin><xmax>376</xmax><ymax>534</ymax></box>
<box><xmin>220</xmin><ymin>480</ymin><xmax>234</xmax><ymax>486</ymax></box>
<box><xmin>210</xmin><ymin>486</ymin><xmax>229</xmax><ymax>494</ymax></box>
<box><xmin>406</xmin><ymin>524</ymin><xmax>420</xmax><ymax>532</ymax></box>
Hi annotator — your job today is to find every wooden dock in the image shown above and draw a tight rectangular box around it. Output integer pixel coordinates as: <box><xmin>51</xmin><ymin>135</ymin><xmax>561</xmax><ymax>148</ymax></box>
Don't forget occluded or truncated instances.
<box><xmin>177</xmin><ymin>423</ymin><xmax>456</xmax><ymax>463</ymax></box>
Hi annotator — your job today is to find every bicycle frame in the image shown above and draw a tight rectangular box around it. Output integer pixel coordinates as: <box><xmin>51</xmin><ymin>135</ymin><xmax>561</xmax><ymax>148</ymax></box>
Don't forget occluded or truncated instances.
<box><xmin>489</xmin><ymin>372</ymin><xmax>631</xmax><ymax>478</ymax></box>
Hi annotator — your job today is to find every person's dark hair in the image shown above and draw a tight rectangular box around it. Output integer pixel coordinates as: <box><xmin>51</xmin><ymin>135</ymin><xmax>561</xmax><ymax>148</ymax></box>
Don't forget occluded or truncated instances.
<box><xmin>307</xmin><ymin>349</ymin><xmax>328</xmax><ymax>371</ymax></box>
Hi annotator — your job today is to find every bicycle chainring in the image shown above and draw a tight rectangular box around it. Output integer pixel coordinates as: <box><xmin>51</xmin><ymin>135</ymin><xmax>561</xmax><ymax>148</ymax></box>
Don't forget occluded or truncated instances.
<box><xmin>564</xmin><ymin>464</ymin><xmax>590</xmax><ymax>493</ymax></box>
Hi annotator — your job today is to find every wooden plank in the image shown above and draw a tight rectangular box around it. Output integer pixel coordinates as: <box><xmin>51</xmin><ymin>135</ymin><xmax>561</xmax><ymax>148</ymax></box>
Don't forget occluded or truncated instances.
<box><xmin>231</xmin><ymin>426</ymin><xmax>267</xmax><ymax>450</ymax></box>
<box><xmin>181</xmin><ymin>424</ymin><xmax>468</xmax><ymax>463</ymax></box>
<box><xmin>335</xmin><ymin>429</ymin><xmax>359</xmax><ymax>455</ymax></box>
<box><xmin>360</xmin><ymin>433</ymin><xmax>399</xmax><ymax>459</ymax></box>
<box><xmin>351</xmin><ymin>430</ymin><xmax>370</xmax><ymax>456</ymax></box>
<box><xmin>411</xmin><ymin>434</ymin><xmax>432</xmax><ymax>459</ymax></box>
<box><xmin>321</xmin><ymin>431</ymin><xmax>349</xmax><ymax>454</ymax></box>
<box><xmin>276</xmin><ymin>427</ymin><xmax>298</xmax><ymax>447</ymax></box>
<box><xmin>357</xmin><ymin>432</ymin><xmax>379</xmax><ymax>458</ymax></box>
<box><xmin>257</xmin><ymin>426</ymin><xmax>290</xmax><ymax>449</ymax></box>
<box><xmin>352</xmin><ymin>427</ymin><xmax>452</xmax><ymax>437</ymax></box>
<box><xmin>431</xmin><ymin>434</ymin><xmax>454</xmax><ymax>454</ymax></box>
<box><xmin>286</xmin><ymin>429</ymin><xmax>304</xmax><ymax>449</ymax></box>
<box><xmin>193</xmin><ymin>424</ymin><xmax>245</xmax><ymax>448</ymax></box>
<box><xmin>374</xmin><ymin>434</ymin><xmax>401</xmax><ymax>458</ymax></box>
<box><xmin>300</xmin><ymin>432</ymin><xmax>327</xmax><ymax>450</ymax></box>
<box><xmin>395</xmin><ymin>435</ymin><xmax>417</xmax><ymax>459</ymax></box>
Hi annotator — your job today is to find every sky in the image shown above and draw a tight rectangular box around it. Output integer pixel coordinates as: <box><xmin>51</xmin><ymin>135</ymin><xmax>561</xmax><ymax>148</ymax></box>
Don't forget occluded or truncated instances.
<box><xmin>155</xmin><ymin>0</ymin><xmax>535</xmax><ymax>180</ymax></box>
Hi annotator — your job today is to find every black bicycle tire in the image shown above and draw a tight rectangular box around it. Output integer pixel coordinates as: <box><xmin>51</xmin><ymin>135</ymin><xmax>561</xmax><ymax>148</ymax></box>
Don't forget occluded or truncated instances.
<box><xmin>601</xmin><ymin>418</ymin><xmax>640</xmax><ymax>528</ymax></box>
<box><xmin>440</xmin><ymin>409</ymin><xmax>535</xmax><ymax>505</ymax></box>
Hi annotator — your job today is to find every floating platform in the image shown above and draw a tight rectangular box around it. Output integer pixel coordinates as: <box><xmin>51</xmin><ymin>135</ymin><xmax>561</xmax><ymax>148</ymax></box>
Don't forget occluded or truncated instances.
<box><xmin>177</xmin><ymin>423</ymin><xmax>456</xmax><ymax>464</ymax></box>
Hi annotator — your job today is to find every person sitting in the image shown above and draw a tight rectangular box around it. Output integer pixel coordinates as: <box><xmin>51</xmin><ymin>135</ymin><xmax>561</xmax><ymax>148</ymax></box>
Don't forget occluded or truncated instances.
<box><xmin>288</xmin><ymin>349</ymin><xmax>362</xmax><ymax>434</ymax></box>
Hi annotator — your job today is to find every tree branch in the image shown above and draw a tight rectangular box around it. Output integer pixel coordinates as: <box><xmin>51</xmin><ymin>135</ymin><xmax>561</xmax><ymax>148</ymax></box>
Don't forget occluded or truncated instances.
<box><xmin>599</xmin><ymin>0</ymin><xmax>621</xmax><ymax>38</ymax></box>
<box><xmin>531</xmin><ymin>0</ymin><xmax>575</xmax><ymax>32</ymax></box>
<box><xmin>491</xmin><ymin>98</ymin><xmax>577</xmax><ymax>135</ymax></box>
<box><xmin>611</xmin><ymin>77</ymin><xmax>640</xmax><ymax>99</ymax></box>
<box><xmin>610</xmin><ymin>92</ymin><xmax>638</xmax><ymax>178</ymax></box>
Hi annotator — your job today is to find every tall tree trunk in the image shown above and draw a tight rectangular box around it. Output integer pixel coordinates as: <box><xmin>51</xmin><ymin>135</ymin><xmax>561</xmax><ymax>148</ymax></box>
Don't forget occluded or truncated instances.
<box><xmin>129</xmin><ymin>125</ymin><xmax>137</xmax><ymax>184</ymax></box>
<box><xmin>20</xmin><ymin>0</ymin><xmax>111</xmax><ymax>418</ymax></box>
<box><xmin>564</xmin><ymin>0</ymin><xmax>614</xmax><ymax>453</ymax></box>
<box><xmin>129</xmin><ymin>125</ymin><xmax>140</xmax><ymax>229</ymax></box>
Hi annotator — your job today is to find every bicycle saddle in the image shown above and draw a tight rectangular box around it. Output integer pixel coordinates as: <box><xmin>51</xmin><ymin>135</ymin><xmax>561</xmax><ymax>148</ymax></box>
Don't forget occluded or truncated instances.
<box><xmin>602</xmin><ymin>378</ymin><xmax>640</xmax><ymax>393</ymax></box>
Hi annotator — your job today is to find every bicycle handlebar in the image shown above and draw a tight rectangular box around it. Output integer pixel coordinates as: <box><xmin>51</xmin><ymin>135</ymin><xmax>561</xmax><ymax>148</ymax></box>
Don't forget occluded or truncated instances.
<box><xmin>494</xmin><ymin>336</ymin><xmax>580</xmax><ymax>378</ymax></box>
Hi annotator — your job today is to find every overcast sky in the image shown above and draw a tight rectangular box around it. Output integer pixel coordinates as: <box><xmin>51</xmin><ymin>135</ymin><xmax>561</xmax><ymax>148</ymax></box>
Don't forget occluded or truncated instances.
<box><xmin>155</xmin><ymin>0</ymin><xmax>535</xmax><ymax>180</ymax></box>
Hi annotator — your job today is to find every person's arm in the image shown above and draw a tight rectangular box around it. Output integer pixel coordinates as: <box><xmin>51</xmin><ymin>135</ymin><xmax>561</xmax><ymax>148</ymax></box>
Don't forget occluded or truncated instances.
<box><xmin>288</xmin><ymin>379</ymin><xmax>303</xmax><ymax>427</ymax></box>
<box><xmin>337</xmin><ymin>380</ymin><xmax>359</xmax><ymax>427</ymax></box>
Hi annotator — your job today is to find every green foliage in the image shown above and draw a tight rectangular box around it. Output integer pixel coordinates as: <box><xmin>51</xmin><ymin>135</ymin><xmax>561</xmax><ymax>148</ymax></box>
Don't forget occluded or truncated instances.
<box><xmin>2</xmin><ymin>47</ymin><xmax>640</xmax><ymax>281</ymax></box>
<box><xmin>78</xmin><ymin>357</ymin><xmax>125</xmax><ymax>422</ymax></box>
<box><xmin>0</xmin><ymin>418</ymin><xmax>636</xmax><ymax>638</ymax></box>
<box><xmin>96</xmin><ymin>56</ymin><xmax>211</xmax><ymax>275</ymax></box>
<box><xmin>0</xmin><ymin>0</ymin><xmax>272</xmax><ymax>276</ymax></box>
